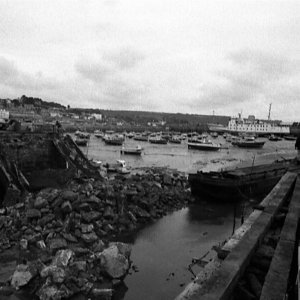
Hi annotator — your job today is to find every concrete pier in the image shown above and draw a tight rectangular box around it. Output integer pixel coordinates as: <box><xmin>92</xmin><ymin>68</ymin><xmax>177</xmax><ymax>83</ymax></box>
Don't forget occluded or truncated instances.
<box><xmin>176</xmin><ymin>171</ymin><xmax>300</xmax><ymax>300</ymax></box>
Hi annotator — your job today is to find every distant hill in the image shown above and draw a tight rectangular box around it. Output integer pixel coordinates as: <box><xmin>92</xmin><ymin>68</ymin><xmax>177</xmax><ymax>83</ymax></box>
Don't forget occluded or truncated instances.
<box><xmin>18</xmin><ymin>95</ymin><xmax>66</xmax><ymax>109</ymax></box>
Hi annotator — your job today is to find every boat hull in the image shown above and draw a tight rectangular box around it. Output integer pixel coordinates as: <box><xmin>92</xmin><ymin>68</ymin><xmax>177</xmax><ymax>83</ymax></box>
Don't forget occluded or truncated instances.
<box><xmin>189</xmin><ymin>163</ymin><xmax>289</xmax><ymax>201</ymax></box>
<box><xmin>120</xmin><ymin>149</ymin><xmax>142</xmax><ymax>155</ymax></box>
<box><xmin>233</xmin><ymin>141</ymin><xmax>265</xmax><ymax>148</ymax></box>
<box><xmin>149</xmin><ymin>139</ymin><xmax>168</xmax><ymax>144</ymax></box>
<box><xmin>188</xmin><ymin>142</ymin><xmax>220</xmax><ymax>151</ymax></box>
<box><xmin>104</xmin><ymin>140</ymin><xmax>124</xmax><ymax>145</ymax></box>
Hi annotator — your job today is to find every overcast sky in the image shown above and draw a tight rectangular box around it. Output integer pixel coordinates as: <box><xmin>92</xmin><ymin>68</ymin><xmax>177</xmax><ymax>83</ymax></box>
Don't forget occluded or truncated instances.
<box><xmin>0</xmin><ymin>0</ymin><xmax>299</xmax><ymax>120</ymax></box>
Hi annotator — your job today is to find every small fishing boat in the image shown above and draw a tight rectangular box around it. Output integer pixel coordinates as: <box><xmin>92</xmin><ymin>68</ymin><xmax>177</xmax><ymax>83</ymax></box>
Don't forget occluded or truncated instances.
<box><xmin>284</xmin><ymin>135</ymin><xmax>297</xmax><ymax>141</ymax></box>
<box><xmin>149</xmin><ymin>136</ymin><xmax>168</xmax><ymax>144</ymax></box>
<box><xmin>232</xmin><ymin>139</ymin><xmax>265</xmax><ymax>148</ymax></box>
<box><xmin>75</xmin><ymin>131</ymin><xmax>90</xmax><ymax>139</ymax></box>
<box><xmin>269</xmin><ymin>134</ymin><xmax>282</xmax><ymax>141</ymax></box>
<box><xmin>104</xmin><ymin>160</ymin><xmax>130</xmax><ymax>174</ymax></box>
<box><xmin>189</xmin><ymin>160</ymin><xmax>293</xmax><ymax>201</ymax></box>
<box><xmin>120</xmin><ymin>145</ymin><xmax>143</xmax><ymax>155</ymax></box>
<box><xmin>133</xmin><ymin>133</ymin><xmax>148</xmax><ymax>141</ymax></box>
<box><xmin>188</xmin><ymin>138</ymin><xmax>221</xmax><ymax>151</ymax></box>
<box><xmin>104</xmin><ymin>134</ymin><xmax>124</xmax><ymax>145</ymax></box>
<box><xmin>94</xmin><ymin>130</ymin><xmax>103</xmax><ymax>138</ymax></box>
<box><xmin>75</xmin><ymin>137</ymin><xmax>89</xmax><ymax>146</ymax></box>
<box><xmin>169</xmin><ymin>136</ymin><xmax>181</xmax><ymax>144</ymax></box>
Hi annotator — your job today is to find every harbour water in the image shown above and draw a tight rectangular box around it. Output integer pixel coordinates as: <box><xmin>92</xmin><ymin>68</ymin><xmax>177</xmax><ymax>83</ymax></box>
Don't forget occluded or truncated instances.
<box><xmin>76</xmin><ymin>134</ymin><xmax>298</xmax><ymax>300</ymax></box>
<box><xmin>114</xmin><ymin>202</ymin><xmax>247</xmax><ymax>300</ymax></box>
<box><xmin>83</xmin><ymin>135</ymin><xmax>297</xmax><ymax>173</ymax></box>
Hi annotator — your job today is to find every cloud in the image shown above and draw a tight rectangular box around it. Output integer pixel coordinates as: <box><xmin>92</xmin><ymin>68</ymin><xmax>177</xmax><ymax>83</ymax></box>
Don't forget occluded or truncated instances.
<box><xmin>185</xmin><ymin>49</ymin><xmax>300</xmax><ymax>117</ymax></box>
<box><xmin>102</xmin><ymin>48</ymin><xmax>145</xmax><ymax>70</ymax></box>
<box><xmin>0</xmin><ymin>56</ymin><xmax>59</xmax><ymax>91</ymax></box>
<box><xmin>75</xmin><ymin>59</ymin><xmax>112</xmax><ymax>83</ymax></box>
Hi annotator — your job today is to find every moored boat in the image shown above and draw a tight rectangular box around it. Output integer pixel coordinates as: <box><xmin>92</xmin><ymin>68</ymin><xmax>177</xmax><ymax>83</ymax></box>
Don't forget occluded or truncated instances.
<box><xmin>149</xmin><ymin>136</ymin><xmax>168</xmax><ymax>144</ymax></box>
<box><xmin>104</xmin><ymin>134</ymin><xmax>124</xmax><ymax>145</ymax></box>
<box><xmin>75</xmin><ymin>137</ymin><xmax>89</xmax><ymax>146</ymax></box>
<box><xmin>169</xmin><ymin>136</ymin><xmax>181</xmax><ymax>144</ymax></box>
<box><xmin>284</xmin><ymin>135</ymin><xmax>297</xmax><ymax>141</ymax></box>
<box><xmin>188</xmin><ymin>160</ymin><xmax>293</xmax><ymax>201</ymax></box>
<box><xmin>120</xmin><ymin>145</ymin><xmax>143</xmax><ymax>155</ymax></box>
<box><xmin>232</xmin><ymin>139</ymin><xmax>265</xmax><ymax>148</ymax></box>
<box><xmin>188</xmin><ymin>138</ymin><xmax>221</xmax><ymax>151</ymax></box>
<box><xmin>269</xmin><ymin>134</ymin><xmax>282</xmax><ymax>141</ymax></box>
<box><xmin>133</xmin><ymin>133</ymin><xmax>148</xmax><ymax>141</ymax></box>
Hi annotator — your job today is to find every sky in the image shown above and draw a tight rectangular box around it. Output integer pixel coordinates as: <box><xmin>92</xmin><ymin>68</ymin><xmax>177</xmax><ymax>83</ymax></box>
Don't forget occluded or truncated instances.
<box><xmin>0</xmin><ymin>0</ymin><xmax>299</xmax><ymax>121</ymax></box>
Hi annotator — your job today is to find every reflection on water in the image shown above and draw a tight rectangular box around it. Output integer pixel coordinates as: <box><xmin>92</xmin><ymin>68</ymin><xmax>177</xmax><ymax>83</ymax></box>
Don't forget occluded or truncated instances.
<box><xmin>114</xmin><ymin>201</ymin><xmax>246</xmax><ymax>300</ymax></box>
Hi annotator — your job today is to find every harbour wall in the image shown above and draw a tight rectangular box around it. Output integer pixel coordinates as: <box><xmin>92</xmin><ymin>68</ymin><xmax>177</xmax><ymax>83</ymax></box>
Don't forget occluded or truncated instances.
<box><xmin>0</xmin><ymin>132</ymin><xmax>66</xmax><ymax>173</ymax></box>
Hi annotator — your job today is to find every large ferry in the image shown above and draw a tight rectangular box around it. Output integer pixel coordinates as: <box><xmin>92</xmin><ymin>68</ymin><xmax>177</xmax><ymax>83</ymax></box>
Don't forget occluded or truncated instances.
<box><xmin>208</xmin><ymin>113</ymin><xmax>291</xmax><ymax>136</ymax></box>
<box><xmin>227</xmin><ymin>114</ymin><xmax>290</xmax><ymax>136</ymax></box>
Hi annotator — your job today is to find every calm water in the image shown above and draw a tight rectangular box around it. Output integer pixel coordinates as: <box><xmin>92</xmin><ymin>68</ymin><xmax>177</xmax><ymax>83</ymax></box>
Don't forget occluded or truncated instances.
<box><xmin>114</xmin><ymin>202</ymin><xmax>248</xmax><ymax>300</ymax></box>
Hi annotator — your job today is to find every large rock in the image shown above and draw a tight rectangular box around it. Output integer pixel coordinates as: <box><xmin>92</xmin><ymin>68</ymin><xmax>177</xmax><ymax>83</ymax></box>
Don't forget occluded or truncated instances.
<box><xmin>52</xmin><ymin>249</ymin><xmax>74</xmax><ymax>268</ymax></box>
<box><xmin>48</xmin><ymin>238</ymin><xmax>68</xmax><ymax>254</ymax></box>
<box><xmin>103</xmin><ymin>206</ymin><xmax>114</xmax><ymax>219</ymax></box>
<box><xmin>61</xmin><ymin>190</ymin><xmax>78</xmax><ymax>202</ymax></box>
<box><xmin>81</xmin><ymin>232</ymin><xmax>98</xmax><ymax>244</ymax></box>
<box><xmin>99</xmin><ymin>244</ymin><xmax>130</xmax><ymax>279</ymax></box>
<box><xmin>61</xmin><ymin>201</ymin><xmax>72</xmax><ymax>213</ymax></box>
<box><xmin>34</xmin><ymin>197</ymin><xmax>48</xmax><ymax>209</ymax></box>
<box><xmin>11</xmin><ymin>264</ymin><xmax>34</xmax><ymax>289</ymax></box>
<box><xmin>40</xmin><ymin>265</ymin><xmax>66</xmax><ymax>283</ymax></box>
<box><xmin>27</xmin><ymin>209</ymin><xmax>41</xmax><ymax>219</ymax></box>
<box><xmin>81</xmin><ymin>211</ymin><xmax>101</xmax><ymax>223</ymax></box>
<box><xmin>109</xmin><ymin>242</ymin><xmax>132</xmax><ymax>259</ymax></box>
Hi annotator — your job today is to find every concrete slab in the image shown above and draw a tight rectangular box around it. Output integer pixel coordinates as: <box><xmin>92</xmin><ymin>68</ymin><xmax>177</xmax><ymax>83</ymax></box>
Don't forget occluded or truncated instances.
<box><xmin>260</xmin><ymin>176</ymin><xmax>300</xmax><ymax>300</ymax></box>
<box><xmin>260</xmin><ymin>240</ymin><xmax>295</xmax><ymax>300</ymax></box>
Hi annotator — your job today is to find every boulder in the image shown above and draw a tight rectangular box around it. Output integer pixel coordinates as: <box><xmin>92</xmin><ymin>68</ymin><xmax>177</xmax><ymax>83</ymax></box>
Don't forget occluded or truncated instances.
<box><xmin>38</xmin><ymin>214</ymin><xmax>55</xmax><ymax>227</ymax></box>
<box><xmin>52</xmin><ymin>249</ymin><xmax>74</xmax><ymax>268</ymax></box>
<box><xmin>40</xmin><ymin>265</ymin><xmax>66</xmax><ymax>283</ymax></box>
<box><xmin>19</xmin><ymin>239</ymin><xmax>28</xmax><ymax>250</ymax></box>
<box><xmin>81</xmin><ymin>211</ymin><xmax>101</xmax><ymax>223</ymax></box>
<box><xmin>103</xmin><ymin>206</ymin><xmax>114</xmax><ymax>219</ymax></box>
<box><xmin>11</xmin><ymin>264</ymin><xmax>34</xmax><ymax>289</ymax></box>
<box><xmin>37</xmin><ymin>283</ymin><xmax>60</xmax><ymax>300</ymax></box>
<box><xmin>27</xmin><ymin>209</ymin><xmax>41</xmax><ymax>219</ymax></box>
<box><xmin>109</xmin><ymin>242</ymin><xmax>132</xmax><ymax>259</ymax></box>
<box><xmin>61</xmin><ymin>201</ymin><xmax>72</xmax><ymax>213</ymax></box>
<box><xmin>48</xmin><ymin>238</ymin><xmax>68</xmax><ymax>254</ymax></box>
<box><xmin>81</xmin><ymin>223</ymin><xmax>94</xmax><ymax>233</ymax></box>
<box><xmin>34</xmin><ymin>197</ymin><xmax>48</xmax><ymax>209</ymax></box>
<box><xmin>81</xmin><ymin>232</ymin><xmax>98</xmax><ymax>244</ymax></box>
<box><xmin>99</xmin><ymin>244</ymin><xmax>130</xmax><ymax>279</ymax></box>
<box><xmin>61</xmin><ymin>190</ymin><xmax>78</xmax><ymax>202</ymax></box>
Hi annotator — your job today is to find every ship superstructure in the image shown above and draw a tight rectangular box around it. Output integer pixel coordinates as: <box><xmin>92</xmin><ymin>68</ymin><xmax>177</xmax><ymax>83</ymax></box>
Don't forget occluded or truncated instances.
<box><xmin>227</xmin><ymin>114</ymin><xmax>290</xmax><ymax>136</ymax></box>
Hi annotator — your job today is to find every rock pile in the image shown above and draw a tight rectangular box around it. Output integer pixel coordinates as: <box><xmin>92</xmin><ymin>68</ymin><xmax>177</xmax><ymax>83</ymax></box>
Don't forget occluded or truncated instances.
<box><xmin>0</xmin><ymin>167</ymin><xmax>190</xmax><ymax>299</ymax></box>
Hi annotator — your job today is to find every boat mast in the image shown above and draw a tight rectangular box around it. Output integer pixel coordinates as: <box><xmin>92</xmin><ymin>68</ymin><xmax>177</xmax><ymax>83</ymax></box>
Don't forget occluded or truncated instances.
<box><xmin>268</xmin><ymin>103</ymin><xmax>272</xmax><ymax>120</ymax></box>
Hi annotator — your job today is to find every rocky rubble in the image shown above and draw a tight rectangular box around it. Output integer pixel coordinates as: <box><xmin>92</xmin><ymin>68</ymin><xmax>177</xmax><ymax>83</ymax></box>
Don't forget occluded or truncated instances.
<box><xmin>0</xmin><ymin>167</ymin><xmax>190</xmax><ymax>299</ymax></box>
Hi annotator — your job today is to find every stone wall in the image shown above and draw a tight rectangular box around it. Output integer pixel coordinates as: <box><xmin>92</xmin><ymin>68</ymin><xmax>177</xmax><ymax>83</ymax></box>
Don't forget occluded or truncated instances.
<box><xmin>0</xmin><ymin>132</ymin><xmax>66</xmax><ymax>173</ymax></box>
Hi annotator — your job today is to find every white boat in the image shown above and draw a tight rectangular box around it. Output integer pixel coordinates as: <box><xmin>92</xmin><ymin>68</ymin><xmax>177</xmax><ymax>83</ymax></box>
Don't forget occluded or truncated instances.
<box><xmin>120</xmin><ymin>145</ymin><xmax>143</xmax><ymax>155</ymax></box>
<box><xmin>227</xmin><ymin>113</ymin><xmax>290</xmax><ymax>136</ymax></box>
<box><xmin>188</xmin><ymin>138</ymin><xmax>221</xmax><ymax>151</ymax></box>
